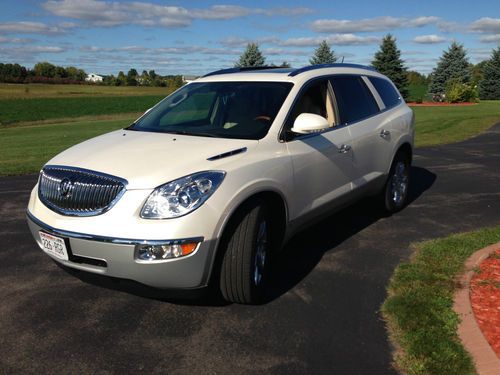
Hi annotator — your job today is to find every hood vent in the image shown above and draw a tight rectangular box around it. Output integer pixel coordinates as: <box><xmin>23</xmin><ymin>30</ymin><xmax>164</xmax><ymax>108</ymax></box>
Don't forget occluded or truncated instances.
<box><xmin>207</xmin><ymin>147</ymin><xmax>247</xmax><ymax>161</ymax></box>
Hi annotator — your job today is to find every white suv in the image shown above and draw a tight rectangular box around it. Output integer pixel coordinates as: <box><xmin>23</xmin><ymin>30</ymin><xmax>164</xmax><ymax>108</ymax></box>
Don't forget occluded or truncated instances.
<box><xmin>27</xmin><ymin>64</ymin><xmax>414</xmax><ymax>304</ymax></box>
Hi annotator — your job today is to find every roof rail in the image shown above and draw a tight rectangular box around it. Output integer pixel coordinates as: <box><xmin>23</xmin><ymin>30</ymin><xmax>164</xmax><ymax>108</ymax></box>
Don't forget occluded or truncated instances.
<box><xmin>288</xmin><ymin>63</ymin><xmax>377</xmax><ymax>77</ymax></box>
<box><xmin>202</xmin><ymin>66</ymin><xmax>282</xmax><ymax>78</ymax></box>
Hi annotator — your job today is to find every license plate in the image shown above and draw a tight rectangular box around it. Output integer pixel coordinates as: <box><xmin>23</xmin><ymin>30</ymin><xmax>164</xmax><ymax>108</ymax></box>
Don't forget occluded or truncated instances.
<box><xmin>39</xmin><ymin>232</ymin><xmax>69</xmax><ymax>261</ymax></box>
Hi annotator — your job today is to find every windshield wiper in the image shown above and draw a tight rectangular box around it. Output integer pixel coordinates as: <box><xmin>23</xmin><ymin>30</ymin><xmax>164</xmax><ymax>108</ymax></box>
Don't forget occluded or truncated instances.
<box><xmin>164</xmin><ymin>130</ymin><xmax>219</xmax><ymax>138</ymax></box>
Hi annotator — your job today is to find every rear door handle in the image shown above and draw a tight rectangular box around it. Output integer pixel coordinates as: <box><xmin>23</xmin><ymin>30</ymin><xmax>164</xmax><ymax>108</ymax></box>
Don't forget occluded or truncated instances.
<box><xmin>339</xmin><ymin>144</ymin><xmax>351</xmax><ymax>153</ymax></box>
<box><xmin>380</xmin><ymin>129</ymin><xmax>390</xmax><ymax>138</ymax></box>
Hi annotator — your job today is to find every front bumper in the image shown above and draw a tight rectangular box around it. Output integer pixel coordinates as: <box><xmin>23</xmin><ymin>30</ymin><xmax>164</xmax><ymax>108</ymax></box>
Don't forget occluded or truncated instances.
<box><xmin>27</xmin><ymin>211</ymin><xmax>215</xmax><ymax>289</ymax></box>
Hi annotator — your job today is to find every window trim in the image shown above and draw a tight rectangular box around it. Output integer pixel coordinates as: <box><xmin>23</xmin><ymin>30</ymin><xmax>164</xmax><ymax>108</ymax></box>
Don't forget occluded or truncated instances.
<box><xmin>366</xmin><ymin>76</ymin><xmax>403</xmax><ymax>111</ymax></box>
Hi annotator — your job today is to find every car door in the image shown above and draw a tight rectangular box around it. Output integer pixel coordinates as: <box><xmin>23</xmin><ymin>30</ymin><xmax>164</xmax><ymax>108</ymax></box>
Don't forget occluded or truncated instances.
<box><xmin>284</xmin><ymin>79</ymin><xmax>355</xmax><ymax>224</ymax></box>
<box><xmin>329</xmin><ymin>75</ymin><xmax>390</xmax><ymax>191</ymax></box>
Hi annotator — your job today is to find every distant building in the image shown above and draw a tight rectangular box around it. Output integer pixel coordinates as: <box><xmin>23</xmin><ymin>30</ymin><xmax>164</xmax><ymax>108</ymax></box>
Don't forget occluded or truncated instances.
<box><xmin>182</xmin><ymin>75</ymin><xmax>199</xmax><ymax>83</ymax></box>
<box><xmin>85</xmin><ymin>73</ymin><xmax>103</xmax><ymax>83</ymax></box>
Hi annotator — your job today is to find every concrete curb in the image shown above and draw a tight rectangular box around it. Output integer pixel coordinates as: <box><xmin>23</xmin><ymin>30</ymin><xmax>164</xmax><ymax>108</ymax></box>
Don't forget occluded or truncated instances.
<box><xmin>454</xmin><ymin>242</ymin><xmax>500</xmax><ymax>375</ymax></box>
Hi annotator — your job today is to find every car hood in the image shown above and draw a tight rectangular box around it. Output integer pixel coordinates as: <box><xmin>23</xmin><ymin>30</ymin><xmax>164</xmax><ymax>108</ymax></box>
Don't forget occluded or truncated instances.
<box><xmin>46</xmin><ymin>129</ymin><xmax>258</xmax><ymax>189</ymax></box>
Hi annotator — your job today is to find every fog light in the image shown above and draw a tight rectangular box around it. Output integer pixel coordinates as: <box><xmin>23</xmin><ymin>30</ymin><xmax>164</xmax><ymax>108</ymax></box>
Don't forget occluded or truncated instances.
<box><xmin>136</xmin><ymin>242</ymin><xmax>199</xmax><ymax>261</ymax></box>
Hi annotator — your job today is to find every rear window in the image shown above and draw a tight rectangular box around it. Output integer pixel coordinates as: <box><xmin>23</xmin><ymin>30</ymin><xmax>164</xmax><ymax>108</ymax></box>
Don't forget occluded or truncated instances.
<box><xmin>368</xmin><ymin>77</ymin><xmax>401</xmax><ymax>108</ymax></box>
<box><xmin>329</xmin><ymin>75</ymin><xmax>380</xmax><ymax>124</ymax></box>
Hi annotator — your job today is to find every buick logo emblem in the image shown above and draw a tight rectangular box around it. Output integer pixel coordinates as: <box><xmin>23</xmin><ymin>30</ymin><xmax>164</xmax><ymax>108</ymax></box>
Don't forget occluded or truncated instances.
<box><xmin>59</xmin><ymin>178</ymin><xmax>73</xmax><ymax>198</ymax></box>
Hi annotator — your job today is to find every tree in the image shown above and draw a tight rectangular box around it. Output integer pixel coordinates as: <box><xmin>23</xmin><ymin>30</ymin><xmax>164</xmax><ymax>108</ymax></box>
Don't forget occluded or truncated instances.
<box><xmin>471</xmin><ymin>60</ymin><xmax>487</xmax><ymax>87</ymax></box>
<box><xmin>429</xmin><ymin>42</ymin><xmax>470</xmax><ymax>95</ymax></box>
<box><xmin>309</xmin><ymin>40</ymin><xmax>337</xmax><ymax>65</ymax></box>
<box><xmin>126</xmin><ymin>68</ymin><xmax>138</xmax><ymax>86</ymax></box>
<box><xmin>479</xmin><ymin>47</ymin><xmax>500</xmax><ymax>100</ymax></box>
<box><xmin>235</xmin><ymin>43</ymin><xmax>265</xmax><ymax>67</ymax></box>
<box><xmin>34</xmin><ymin>61</ymin><xmax>56</xmax><ymax>78</ymax></box>
<box><xmin>371</xmin><ymin>34</ymin><xmax>409</xmax><ymax>99</ymax></box>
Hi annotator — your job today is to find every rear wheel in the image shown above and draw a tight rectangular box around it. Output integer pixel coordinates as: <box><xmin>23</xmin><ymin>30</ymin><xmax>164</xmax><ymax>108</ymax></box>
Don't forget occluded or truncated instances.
<box><xmin>219</xmin><ymin>200</ymin><xmax>270</xmax><ymax>304</ymax></box>
<box><xmin>382</xmin><ymin>152</ymin><xmax>411</xmax><ymax>213</ymax></box>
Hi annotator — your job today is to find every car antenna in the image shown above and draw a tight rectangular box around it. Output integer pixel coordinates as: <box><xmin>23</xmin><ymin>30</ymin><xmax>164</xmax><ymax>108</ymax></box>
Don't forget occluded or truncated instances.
<box><xmin>341</xmin><ymin>56</ymin><xmax>345</xmax><ymax>63</ymax></box>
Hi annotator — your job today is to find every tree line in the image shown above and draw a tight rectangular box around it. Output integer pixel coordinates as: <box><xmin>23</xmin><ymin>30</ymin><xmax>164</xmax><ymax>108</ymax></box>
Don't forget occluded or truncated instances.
<box><xmin>236</xmin><ymin>38</ymin><xmax>500</xmax><ymax>102</ymax></box>
<box><xmin>0</xmin><ymin>62</ymin><xmax>86</xmax><ymax>84</ymax></box>
<box><xmin>0</xmin><ymin>61</ymin><xmax>184</xmax><ymax>89</ymax></box>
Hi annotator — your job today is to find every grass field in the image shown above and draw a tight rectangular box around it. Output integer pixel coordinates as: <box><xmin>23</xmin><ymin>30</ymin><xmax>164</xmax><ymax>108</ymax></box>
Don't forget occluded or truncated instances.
<box><xmin>411</xmin><ymin>101</ymin><xmax>500</xmax><ymax>147</ymax></box>
<box><xmin>0</xmin><ymin>83</ymin><xmax>499</xmax><ymax>176</ymax></box>
<box><xmin>0</xmin><ymin>95</ymin><xmax>165</xmax><ymax>124</ymax></box>
<box><xmin>0</xmin><ymin>83</ymin><xmax>171</xmax><ymax>99</ymax></box>
<box><xmin>383</xmin><ymin>226</ymin><xmax>500</xmax><ymax>375</ymax></box>
<box><xmin>0</xmin><ymin>118</ymin><xmax>132</xmax><ymax>175</ymax></box>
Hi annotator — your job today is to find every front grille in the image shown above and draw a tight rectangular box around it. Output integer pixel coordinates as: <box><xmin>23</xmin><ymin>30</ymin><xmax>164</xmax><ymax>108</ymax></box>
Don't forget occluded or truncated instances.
<box><xmin>38</xmin><ymin>166</ymin><xmax>127</xmax><ymax>216</ymax></box>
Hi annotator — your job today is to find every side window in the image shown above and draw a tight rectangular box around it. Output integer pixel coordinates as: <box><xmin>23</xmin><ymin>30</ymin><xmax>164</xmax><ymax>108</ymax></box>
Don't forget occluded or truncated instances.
<box><xmin>368</xmin><ymin>76</ymin><xmax>402</xmax><ymax>108</ymax></box>
<box><xmin>329</xmin><ymin>75</ymin><xmax>380</xmax><ymax>124</ymax></box>
<box><xmin>288</xmin><ymin>80</ymin><xmax>335</xmax><ymax>128</ymax></box>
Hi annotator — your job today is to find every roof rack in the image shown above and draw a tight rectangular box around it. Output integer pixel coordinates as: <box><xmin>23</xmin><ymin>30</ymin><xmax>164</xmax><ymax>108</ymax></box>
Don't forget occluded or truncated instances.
<box><xmin>202</xmin><ymin>66</ymin><xmax>282</xmax><ymax>78</ymax></box>
<box><xmin>288</xmin><ymin>63</ymin><xmax>377</xmax><ymax>77</ymax></box>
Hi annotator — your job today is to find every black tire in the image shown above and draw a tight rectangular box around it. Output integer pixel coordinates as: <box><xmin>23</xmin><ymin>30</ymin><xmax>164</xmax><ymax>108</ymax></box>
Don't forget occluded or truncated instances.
<box><xmin>382</xmin><ymin>152</ymin><xmax>411</xmax><ymax>213</ymax></box>
<box><xmin>219</xmin><ymin>200</ymin><xmax>270</xmax><ymax>304</ymax></box>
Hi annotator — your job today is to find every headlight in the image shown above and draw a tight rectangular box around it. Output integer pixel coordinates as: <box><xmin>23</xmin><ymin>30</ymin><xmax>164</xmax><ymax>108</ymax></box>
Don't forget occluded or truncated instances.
<box><xmin>141</xmin><ymin>171</ymin><xmax>225</xmax><ymax>219</ymax></box>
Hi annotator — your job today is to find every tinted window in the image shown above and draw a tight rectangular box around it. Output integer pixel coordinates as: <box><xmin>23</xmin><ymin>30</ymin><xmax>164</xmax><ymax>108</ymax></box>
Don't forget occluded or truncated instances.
<box><xmin>368</xmin><ymin>76</ymin><xmax>401</xmax><ymax>108</ymax></box>
<box><xmin>130</xmin><ymin>81</ymin><xmax>293</xmax><ymax>140</ymax></box>
<box><xmin>329</xmin><ymin>75</ymin><xmax>379</xmax><ymax>124</ymax></box>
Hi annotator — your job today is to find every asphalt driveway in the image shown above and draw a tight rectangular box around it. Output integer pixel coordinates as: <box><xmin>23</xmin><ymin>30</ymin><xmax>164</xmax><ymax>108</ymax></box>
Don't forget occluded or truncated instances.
<box><xmin>1</xmin><ymin>124</ymin><xmax>499</xmax><ymax>374</ymax></box>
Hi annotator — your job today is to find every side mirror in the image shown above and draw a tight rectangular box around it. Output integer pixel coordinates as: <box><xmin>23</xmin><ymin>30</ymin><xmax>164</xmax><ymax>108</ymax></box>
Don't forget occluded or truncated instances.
<box><xmin>291</xmin><ymin>113</ymin><xmax>330</xmax><ymax>134</ymax></box>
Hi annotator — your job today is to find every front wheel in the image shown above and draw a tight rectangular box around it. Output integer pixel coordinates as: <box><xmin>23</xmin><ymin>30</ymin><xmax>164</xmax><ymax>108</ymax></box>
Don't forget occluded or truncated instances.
<box><xmin>382</xmin><ymin>153</ymin><xmax>411</xmax><ymax>213</ymax></box>
<box><xmin>219</xmin><ymin>201</ymin><xmax>270</xmax><ymax>304</ymax></box>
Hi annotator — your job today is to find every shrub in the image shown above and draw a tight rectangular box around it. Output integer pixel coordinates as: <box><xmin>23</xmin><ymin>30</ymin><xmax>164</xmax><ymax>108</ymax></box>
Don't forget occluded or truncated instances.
<box><xmin>445</xmin><ymin>79</ymin><xmax>477</xmax><ymax>103</ymax></box>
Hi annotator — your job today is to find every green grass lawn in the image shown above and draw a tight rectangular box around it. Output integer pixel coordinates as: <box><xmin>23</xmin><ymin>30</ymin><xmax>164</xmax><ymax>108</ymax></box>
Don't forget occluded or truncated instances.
<box><xmin>0</xmin><ymin>83</ymin><xmax>171</xmax><ymax>99</ymax></box>
<box><xmin>412</xmin><ymin>101</ymin><xmax>500</xmax><ymax>147</ymax></box>
<box><xmin>0</xmin><ymin>118</ymin><xmax>132</xmax><ymax>175</ymax></box>
<box><xmin>0</xmin><ymin>95</ymin><xmax>165</xmax><ymax>124</ymax></box>
<box><xmin>382</xmin><ymin>226</ymin><xmax>500</xmax><ymax>375</ymax></box>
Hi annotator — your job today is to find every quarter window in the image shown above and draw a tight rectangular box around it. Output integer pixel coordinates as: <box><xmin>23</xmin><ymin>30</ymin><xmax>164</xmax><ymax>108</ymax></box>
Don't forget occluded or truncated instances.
<box><xmin>368</xmin><ymin>76</ymin><xmax>401</xmax><ymax>108</ymax></box>
<box><xmin>329</xmin><ymin>75</ymin><xmax>380</xmax><ymax>124</ymax></box>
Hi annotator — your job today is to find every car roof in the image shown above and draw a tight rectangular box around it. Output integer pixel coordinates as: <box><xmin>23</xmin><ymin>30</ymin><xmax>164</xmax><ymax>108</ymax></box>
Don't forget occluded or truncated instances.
<box><xmin>195</xmin><ymin>64</ymin><xmax>387</xmax><ymax>84</ymax></box>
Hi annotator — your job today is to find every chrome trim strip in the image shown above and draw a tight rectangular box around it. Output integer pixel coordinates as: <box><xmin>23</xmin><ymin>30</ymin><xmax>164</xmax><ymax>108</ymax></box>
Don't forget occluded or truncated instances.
<box><xmin>27</xmin><ymin>210</ymin><xmax>204</xmax><ymax>246</ymax></box>
<box><xmin>207</xmin><ymin>147</ymin><xmax>247</xmax><ymax>161</ymax></box>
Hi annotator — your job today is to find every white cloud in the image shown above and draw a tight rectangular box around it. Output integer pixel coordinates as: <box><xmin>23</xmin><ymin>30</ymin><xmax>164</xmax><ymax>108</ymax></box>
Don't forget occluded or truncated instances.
<box><xmin>479</xmin><ymin>34</ymin><xmax>500</xmax><ymax>43</ymax></box>
<box><xmin>42</xmin><ymin>0</ymin><xmax>313</xmax><ymax>28</ymax></box>
<box><xmin>282</xmin><ymin>34</ymin><xmax>380</xmax><ymax>47</ymax></box>
<box><xmin>0</xmin><ymin>36</ymin><xmax>34</xmax><ymax>44</ymax></box>
<box><xmin>311</xmin><ymin>16</ymin><xmax>440</xmax><ymax>33</ymax></box>
<box><xmin>413</xmin><ymin>35</ymin><xmax>447</xmax><ymax>44</ymax></box>
<box><xmin>0</xmin><ymin>21</ymin><xmax>66</xmax><ymax>34</ymax></box>
<box><xmin>470</xmin><ymin>17</ymin><xmax>500</xmax><ymax>33</ymax></box>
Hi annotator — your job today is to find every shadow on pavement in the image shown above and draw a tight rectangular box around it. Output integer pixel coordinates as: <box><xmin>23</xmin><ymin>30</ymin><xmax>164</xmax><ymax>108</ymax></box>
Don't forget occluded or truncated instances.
<box><xmin>63</xmin><ymin>166</ymin><xmax>436</xmax><ymax>306</ymax></box>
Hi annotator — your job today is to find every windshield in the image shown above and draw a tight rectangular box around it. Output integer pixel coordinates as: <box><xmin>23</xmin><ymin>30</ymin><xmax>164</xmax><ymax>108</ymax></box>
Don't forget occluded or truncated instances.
<box><xmin>128</xmin><ymin>81</ymin><xmax>293</xmax><ymax>140</ymax></box>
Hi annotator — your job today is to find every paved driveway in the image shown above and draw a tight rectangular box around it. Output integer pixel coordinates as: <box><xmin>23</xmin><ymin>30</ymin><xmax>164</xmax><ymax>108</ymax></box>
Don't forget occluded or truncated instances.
<box><xmin>1</xmin><ymin>124</ymin><xmax>499</xmax><ymax>374</ymax></box>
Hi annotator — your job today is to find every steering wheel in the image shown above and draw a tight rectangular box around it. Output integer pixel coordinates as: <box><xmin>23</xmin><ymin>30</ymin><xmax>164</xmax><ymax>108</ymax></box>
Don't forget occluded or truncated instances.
<box><xmin>254</xmin><ymin>115</ymin><xmax>272</xmax><ymax>122</ymax></box>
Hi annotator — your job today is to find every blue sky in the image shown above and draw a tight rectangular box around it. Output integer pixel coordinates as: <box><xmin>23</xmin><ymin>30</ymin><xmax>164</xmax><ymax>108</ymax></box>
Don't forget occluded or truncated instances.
<box><xmin>0</xmin><ymin>0</ymin><xmax>499</xmax><ymax>76</ymax></box>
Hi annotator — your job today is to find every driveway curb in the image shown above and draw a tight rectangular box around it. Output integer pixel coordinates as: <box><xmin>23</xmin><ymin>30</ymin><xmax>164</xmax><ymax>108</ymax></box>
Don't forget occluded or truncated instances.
<box><xmin>454</xmin><ymin>242</ymin><xmax>500</xmax><ymax>375</ymax></box>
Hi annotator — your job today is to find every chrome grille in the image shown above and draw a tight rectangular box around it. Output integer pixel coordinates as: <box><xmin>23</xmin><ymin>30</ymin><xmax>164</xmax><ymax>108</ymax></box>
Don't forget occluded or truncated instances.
<box><xmin>38</xmin><ymin>166</ymin><xmax>127</xmax><ymax>216</ymax></box>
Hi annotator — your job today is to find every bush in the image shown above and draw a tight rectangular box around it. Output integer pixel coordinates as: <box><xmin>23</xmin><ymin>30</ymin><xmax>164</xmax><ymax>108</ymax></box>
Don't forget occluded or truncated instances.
<box><xmin>445</xmin><ymin>79</ymin><xmax>477</xmax><ymax>103</ymax></box>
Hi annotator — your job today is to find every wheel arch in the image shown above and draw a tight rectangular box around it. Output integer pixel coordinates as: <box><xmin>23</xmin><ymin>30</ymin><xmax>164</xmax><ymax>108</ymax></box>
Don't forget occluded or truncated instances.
<box><xmin>205</xmin><ymin>189</ymin><xmax>289</xmax><ymax>287</ymax></box>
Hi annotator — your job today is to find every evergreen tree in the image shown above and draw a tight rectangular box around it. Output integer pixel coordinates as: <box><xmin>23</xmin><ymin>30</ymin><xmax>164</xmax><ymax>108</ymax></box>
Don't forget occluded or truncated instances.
<box><xmin>429</xmin><ymin>42</ymin><xmax>470</xmax><ymax>95</ymax></box>
<box><xmin>309</xmin><ymin>41</ymin><xmax>337</xmax><ymax>65</ymax></box>
<box><xmin>235</xmin><ymin>43</ymin><xmax>266</xmax><ymax>67</ymax></box>
<box><xmin>479</xmin><ymin>47</ymin><xmax>500</xmax><ymax>100</ymax></box>
<box><xmin>371</xmin><ymin>34</ymin><xmax>408</xmax><ymax>98</ymax></box>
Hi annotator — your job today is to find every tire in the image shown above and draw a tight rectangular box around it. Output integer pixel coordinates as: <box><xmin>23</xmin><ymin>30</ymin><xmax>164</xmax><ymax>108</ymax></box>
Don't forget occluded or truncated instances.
<box><xmin>219</xmin><ymin>200</ymin><xmax>270</xmax><ymax>304</ymax></box>
<box><xmin>382</xmin><ymin>152</ymin><xmax>411</xmax><ymax>213</ymax></box>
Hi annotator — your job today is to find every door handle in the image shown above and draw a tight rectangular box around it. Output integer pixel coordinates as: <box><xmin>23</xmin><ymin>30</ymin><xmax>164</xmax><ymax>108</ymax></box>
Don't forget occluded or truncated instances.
<box><xmin>339</xmin><ymin>144</ymin><xmax>351</xmax><ymax>153</ymax></box>
<box><xmin>380</xmin><ymin>129</ymin><xmax>390</xmax><ymax>138</ymax></box>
